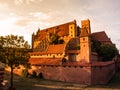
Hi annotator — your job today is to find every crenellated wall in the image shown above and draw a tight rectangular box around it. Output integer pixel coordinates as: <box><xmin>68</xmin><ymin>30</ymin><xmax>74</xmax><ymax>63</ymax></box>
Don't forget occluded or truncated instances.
<box><xmin>30</xmin><ymin>60</ymin><xmax>115</xmax><ymax>85</ymax></box>
<box><xmin>91</xmin><ymin>61</ymin><xmax>115</xmax><ymax>85</ymax></box>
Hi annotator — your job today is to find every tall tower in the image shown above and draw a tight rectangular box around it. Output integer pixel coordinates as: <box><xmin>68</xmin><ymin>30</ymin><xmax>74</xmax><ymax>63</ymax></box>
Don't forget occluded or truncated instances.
<box><xmin>78</xmin><ymin>19</ymin><xmax>91</xmax><ymax>63</ymax></box>
<box><xmin>81</xmin><ymin>19</ymin><xmax>91</xmax><ymax>34</ymax></box>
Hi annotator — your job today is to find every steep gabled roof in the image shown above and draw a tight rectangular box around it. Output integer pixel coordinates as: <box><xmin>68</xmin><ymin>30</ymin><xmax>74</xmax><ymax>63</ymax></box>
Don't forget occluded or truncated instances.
<box><xmin>91</xmin><ymin>31</ymin><xmax>112</xmax><ymax>44</ymax></box>
<box><xmin>29</xmin><ymin>44</ymin><xmax>66</xmax><ymax>55</ymax></box>
<box><xmin>46</xmin><ymin>44</ymin><xmax>65</xmax><ymax>54</ymax></box>
<box><xmin>34</xmin><ymin>20</ymin><xmax>76</xmax><ymax>41</ymax></box>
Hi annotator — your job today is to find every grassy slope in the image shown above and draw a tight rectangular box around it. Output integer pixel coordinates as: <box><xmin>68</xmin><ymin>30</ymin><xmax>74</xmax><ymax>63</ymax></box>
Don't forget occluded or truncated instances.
<box><xmin>4</xmin><ymin>71</ymin><xmax>120</xmax><ymax>90</ymax></box>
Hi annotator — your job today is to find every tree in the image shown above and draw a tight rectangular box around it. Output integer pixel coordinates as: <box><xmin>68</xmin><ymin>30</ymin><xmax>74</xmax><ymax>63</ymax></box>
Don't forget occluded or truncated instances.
<box><xmin>91</xmin><ymin>39</ymin><xmax>119</xmax><ymax>61</ymax></box>
<box><xmin>91</xmin><ymin>39</ymin><xmax>101</xmax><ymax>53</ymax></box>
<box><xmin>99</xmin><ymin>44</ymin><xmax>118</xmax><ymax>61</ymax></box>
<box><xmin>49</xmin><ymin>33</ymin><xmax>64</xmax><ymax>45</ymax></box>
<box><xmin>0</xmin><ymin>35</ymin><xmax>30</xmax><ymax>89</ymax></box>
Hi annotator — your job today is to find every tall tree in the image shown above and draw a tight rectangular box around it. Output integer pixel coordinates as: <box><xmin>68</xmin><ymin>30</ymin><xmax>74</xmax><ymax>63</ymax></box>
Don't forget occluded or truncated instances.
<box><xmin>0</xmin><ymin>35</ymin><xmax>30</xmax><ymax>89</ymax></box>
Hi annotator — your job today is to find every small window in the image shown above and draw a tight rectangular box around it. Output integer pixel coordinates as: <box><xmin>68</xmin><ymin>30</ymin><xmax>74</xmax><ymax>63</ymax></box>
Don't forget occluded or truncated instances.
<box><xmin>83</xmin><ymin>38</ymin><xmax>85</xmax><ymax>41</ymax></box>
<box><xmin>53</xmin><ymin>55</ymin><xmax>55</xmax><ymax>58</ymax></box>
<box><xmin>71</xmin><ymin>27</ymin><xmax>73</xmax><ymax>29</ymax></box>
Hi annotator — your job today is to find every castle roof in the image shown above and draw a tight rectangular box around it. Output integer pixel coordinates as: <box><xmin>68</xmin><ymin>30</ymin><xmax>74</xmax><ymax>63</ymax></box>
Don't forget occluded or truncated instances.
<box><xmin>34</xmin><ymin>20</ymin><xmax>76</xmax><ymax>41</ymax></box>
<box><xmin>29</xmin><ymin>58</ymin><xmax>62</xmax><ymax>65</ymax></box>
<box><xmin>29</xmin><ymin>44</ymin><xmax>66</xmax><ymax>55</ymax></box>
<box><xmin>91</xmin><ymin>31</ymin><xmax>112</xmax><ymax>44</ymax></box>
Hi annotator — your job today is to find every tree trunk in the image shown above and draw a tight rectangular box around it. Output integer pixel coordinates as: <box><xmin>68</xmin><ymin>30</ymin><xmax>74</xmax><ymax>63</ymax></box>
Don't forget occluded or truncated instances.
<box><xmin>10</xmin><ymin>66</ymin><xmax>14</xmax><ymax>90</ymax></box>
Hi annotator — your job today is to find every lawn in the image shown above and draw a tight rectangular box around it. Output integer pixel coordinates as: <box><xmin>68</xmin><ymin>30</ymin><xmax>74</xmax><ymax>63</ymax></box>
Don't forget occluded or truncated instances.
<box><xmin>3</xmin><ymin>71</ymin><xmax>120</xmax><ymax>90</ymax></box>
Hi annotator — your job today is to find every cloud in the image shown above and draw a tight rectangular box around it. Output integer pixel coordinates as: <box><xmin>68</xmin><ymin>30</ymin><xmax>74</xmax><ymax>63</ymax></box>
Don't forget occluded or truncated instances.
<box><xmin>29</xmin><ymin>12</ymin><xmax>50</xmax><ymax>21</ymax></box>
<box><xmin>14</xmin><ymin>0</ymin><xmax>43</xmax><ymax>5</ymax></box>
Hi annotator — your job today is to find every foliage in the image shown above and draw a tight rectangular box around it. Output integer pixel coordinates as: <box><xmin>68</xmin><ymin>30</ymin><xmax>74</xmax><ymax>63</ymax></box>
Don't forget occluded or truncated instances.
<box><xmin>0</xmin><ymin>35</ymin><xmax>30</xmax><ymax>89</ymax></box>
<box><xmin>91</xmin><ymin>39</ymin><xmax>101</xmax><ymax>53</ymax></box>
<box><xmin>91</xmin><ymin>39</ymin><xmax>118</xmax><ymax>61</ymax></box>
<box><xmin>49</xmin><ymin>33</ymin><xmax>64</xmax><ymax>45</ymax></box>
<box><xmin>72</xmin><ymin>45</ymin><xmax>80</xmax><ymax>50</ymax></box>
<box><xmin>22</xmin><ymin>69</ymin><xmax>29</xmax><ymax>78</ymax></box>
<box><xmin>31</xmin><ymin>71</ymin><xmax>37</xmax><ymax>78</ymax></box>
<box><xmin>99</xmin><ymin>44</ymin><xmax>118</xmax><ymax>61</ymax></box>
<box><xmin>38</xmin><ymin>73</ymin><xmax>43</xmax><ymax>79</ymax></box>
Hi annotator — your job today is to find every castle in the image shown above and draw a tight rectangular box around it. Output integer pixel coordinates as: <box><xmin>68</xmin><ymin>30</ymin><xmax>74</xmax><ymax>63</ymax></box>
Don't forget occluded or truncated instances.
<box><xmin>29</xmin><ymin>19</ymin><xmax>117</xmax><ymax>85</ymax></box>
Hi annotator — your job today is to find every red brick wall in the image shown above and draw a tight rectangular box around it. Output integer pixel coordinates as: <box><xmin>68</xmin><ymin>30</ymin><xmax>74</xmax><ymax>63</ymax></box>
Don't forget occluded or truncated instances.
<box><xmin>91</xmin><ymin>61</ymin><xmax>115</xmax><ymax>85</ymax></box>
<box><xmin>34</xmin><ymin>66</ymin><xmax>92</xmax><ymax>85</ymax></box>
<box><xmin>32</xmin><ymin>61</ymin><xmax>115</xmax><ymax>85</ymax></box>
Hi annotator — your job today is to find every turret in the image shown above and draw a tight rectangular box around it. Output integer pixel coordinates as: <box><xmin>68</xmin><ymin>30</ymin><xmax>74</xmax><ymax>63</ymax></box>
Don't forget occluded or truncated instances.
<box><xmin>77</xmin><ymin>19</ymin><xmax>91</xmax><ymax>63</ymax></box>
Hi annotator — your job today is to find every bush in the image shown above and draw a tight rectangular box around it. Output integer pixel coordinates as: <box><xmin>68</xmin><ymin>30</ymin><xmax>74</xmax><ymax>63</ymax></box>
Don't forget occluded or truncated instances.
<box><xmin>38</xmin><ymin>72</ymin><xmax>43</xmax><ymax>79</ymax></box>
<box><xmin>22</xmin><ymin>69</ymin><xmax>29</xmax><ymax>78</ymax></box>
<box><xmin>31</xmin><ymin>71</ymin><xmax>37</xmax><ymax>78</ymax></box>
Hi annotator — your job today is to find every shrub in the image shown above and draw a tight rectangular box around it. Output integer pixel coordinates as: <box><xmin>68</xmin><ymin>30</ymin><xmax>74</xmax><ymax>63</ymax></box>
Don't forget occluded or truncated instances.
<box><xmin>22</xmin><ymin>69</ymin><xmax>29</xmax><ymax>78</ymax></box>
<box><xmin>38</xmin><ymin>72</ymin><xmax>43</xmax><ymax>79</ymax></box>
<box><xmin>31</xmin><ymin>71</ymin><xmax>37</xmax><ymax>78</ymax></box>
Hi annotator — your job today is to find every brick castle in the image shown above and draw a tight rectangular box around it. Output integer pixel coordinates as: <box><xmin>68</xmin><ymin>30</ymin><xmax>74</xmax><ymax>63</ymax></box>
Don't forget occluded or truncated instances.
<box><xmin>29</xmin><ymin>19</ymin><xmax>119</xmax><ymax>85</ymax></box>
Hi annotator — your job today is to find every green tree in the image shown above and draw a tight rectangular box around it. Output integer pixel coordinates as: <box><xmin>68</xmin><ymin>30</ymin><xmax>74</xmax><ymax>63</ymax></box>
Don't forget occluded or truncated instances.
<box><xmin>0</xmin><ymin>35</ymin><xmax>30</xmax><ymax>89</ymax></box>
<box><xmin>99</xmin><ymin>44</ymin><xmax>118</xmax><ymax>61</ymax></box>
<box><xmin>91</xmin><ymin>39</ymin><xmax>101</xmax><ymax>53</ymax></box>
<box><xmin>49</xmin><ymin>33</ymin><xmax>64</xmax><ymax>45</ymax></box>
<box><xmin>91</xmin><ymin>39</ymin><xmax>119</xmax><ymax>61</ymax></box>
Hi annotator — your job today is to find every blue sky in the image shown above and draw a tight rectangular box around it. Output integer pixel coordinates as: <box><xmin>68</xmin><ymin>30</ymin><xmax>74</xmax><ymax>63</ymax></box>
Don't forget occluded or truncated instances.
<box><xmin>0</xmin><ymin>0</ymin><xmax>120</xmax><ymax>52</ymax></box>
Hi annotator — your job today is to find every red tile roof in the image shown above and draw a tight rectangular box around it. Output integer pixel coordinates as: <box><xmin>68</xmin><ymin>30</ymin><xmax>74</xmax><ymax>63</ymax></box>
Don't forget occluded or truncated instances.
<box><xmin>29</xmin><ymin>58</ymin><xmax>62</xmax><ymax>65</ymax></box>
<box><xmin>91</xmin><ymin>31</ymin><xmax>112</xmax><ymax>44</ymax></box>
<box><xmin>34</xmin><ymin>20</ymin><xmax>76</xmax><ymax>41</ymax></box>
<box><xmin>47</xmin><ymin>44</ymin><xmax>66</xmax><ymax>54</ymax></box>
<box><xmin>29</xmin><ymin>44</ymin><xmax>66</xmax><ymax>55</ymax></box>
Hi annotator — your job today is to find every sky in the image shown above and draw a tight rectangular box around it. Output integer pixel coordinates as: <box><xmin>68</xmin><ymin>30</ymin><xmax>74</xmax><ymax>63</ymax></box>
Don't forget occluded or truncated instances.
<box><xmin>0</xmin><ymin>0</ymin><xmax>120</xmax><ymax>52</ymax></box>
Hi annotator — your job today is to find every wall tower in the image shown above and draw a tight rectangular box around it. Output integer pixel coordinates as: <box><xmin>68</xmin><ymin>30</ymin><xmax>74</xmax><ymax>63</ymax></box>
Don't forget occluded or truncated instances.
<box><xmin>78</xmin><ymin>19</ymin><xmax>91</xmax><ymax>63</ymax></box>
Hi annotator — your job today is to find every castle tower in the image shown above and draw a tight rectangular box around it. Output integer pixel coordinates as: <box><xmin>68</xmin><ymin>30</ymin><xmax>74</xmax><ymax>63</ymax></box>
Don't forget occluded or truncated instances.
<box><xmin>79</xmin><ymin>29</ymin><xmax>91</xmax><ymax>63</ymax></box>
<box><xmin>68</xmin><ymin>20</ymin><xmax>77</xmax><ymax>38</ymax></box>
<box><xmin>81</xmin><ymin>19</ymin><xmax>91</xmax><ymax>34</ymax></box>
<box><xmin>78</xmin><ymin>19</ymin><xmax>91</xmax><ymax>63</ymax></box>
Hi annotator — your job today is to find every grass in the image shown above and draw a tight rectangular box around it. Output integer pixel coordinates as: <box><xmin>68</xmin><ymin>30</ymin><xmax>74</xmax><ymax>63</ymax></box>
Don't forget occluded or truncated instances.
<box><xmin>3</xmin><ymin>70</ymin><xmax>120</xmax><ymax>90</ymax></box>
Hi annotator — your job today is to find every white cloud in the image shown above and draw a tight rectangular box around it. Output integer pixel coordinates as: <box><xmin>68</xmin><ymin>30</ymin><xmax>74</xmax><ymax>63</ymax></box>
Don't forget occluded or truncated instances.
<box><xmin>14</xmin><ymin>0</ymin><xmax>43</xmax><ymax>5</ymax></box>
<box><xmin>29</xmin><ymin>12</ymin><xmax>50</xmax><ymax>21</ymax></box>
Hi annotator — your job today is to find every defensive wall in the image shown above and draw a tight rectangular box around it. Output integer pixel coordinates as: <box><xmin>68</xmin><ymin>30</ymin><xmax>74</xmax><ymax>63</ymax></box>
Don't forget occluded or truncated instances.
<box><xmin>5</xmin><ymin>59</ymin><xmax>120</xmax><ymax>85</ymax></box>
<box><xmin>30</xmin><ymin>60</ymin><xmax>116</xmax><ymax>85</ymax></box>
